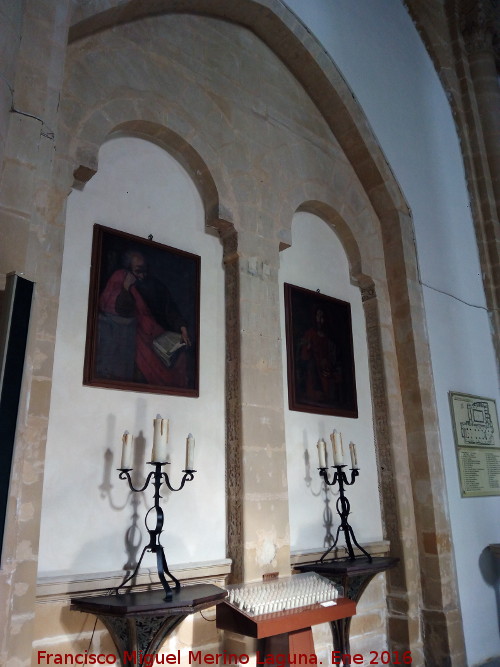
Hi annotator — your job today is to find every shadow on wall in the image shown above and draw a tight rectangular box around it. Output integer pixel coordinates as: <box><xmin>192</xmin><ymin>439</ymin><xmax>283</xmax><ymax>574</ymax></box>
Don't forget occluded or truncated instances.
<box><xmin>479</xmin><ymin>546</ymin><xmax>500</xmax><ymax>639</ymax></box>
<box><xmin>99</xmin><ymin>435</ymin><xmax>149</xmax><ymax>582</ymax></box>
<box><xmin>301</xmin><ymin>430</ymin><xmax>336</xmax><ymax>551</ymax></box>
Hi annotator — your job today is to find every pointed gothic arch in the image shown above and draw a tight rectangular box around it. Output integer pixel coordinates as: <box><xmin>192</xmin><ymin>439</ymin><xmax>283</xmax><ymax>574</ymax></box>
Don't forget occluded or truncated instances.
<box><xmin>59</xmin><ymin>2</ymin><xmax>465</xmax><ymax>662</ymax></box>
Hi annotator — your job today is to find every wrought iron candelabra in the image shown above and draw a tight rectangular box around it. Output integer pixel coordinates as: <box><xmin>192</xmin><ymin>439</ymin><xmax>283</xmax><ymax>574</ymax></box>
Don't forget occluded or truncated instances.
<box><xmin>318</xmin><ymin>465</ymin><xmax>371</xmax><ymax>563</ymax></box>
<box><xmin>117</xmin><ymin>461</ymin><xmax>196</xmax><ymax>600</ymax></box>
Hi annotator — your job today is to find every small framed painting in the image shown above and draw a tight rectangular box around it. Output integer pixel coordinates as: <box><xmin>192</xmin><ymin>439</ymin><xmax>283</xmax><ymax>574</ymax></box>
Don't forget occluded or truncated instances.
<box><xmin>284</xmin><ymin>283</ymin><xmax>358</xmax><ymax>418</ymax></box>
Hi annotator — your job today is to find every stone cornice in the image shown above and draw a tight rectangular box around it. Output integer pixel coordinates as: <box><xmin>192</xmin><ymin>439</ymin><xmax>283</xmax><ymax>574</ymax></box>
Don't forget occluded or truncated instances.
<box><xmin>291</xmin><ymin>540</ymin><xmax>391</xmax><ymax>568</ymax></box>
<box><xmin>36</xmin><ymin>558</ymin><xmax>232</xmax><ymax>603</ymax></box>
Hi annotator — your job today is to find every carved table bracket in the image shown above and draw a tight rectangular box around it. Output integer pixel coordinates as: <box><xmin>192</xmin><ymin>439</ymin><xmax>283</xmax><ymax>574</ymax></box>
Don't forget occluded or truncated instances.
<box><xmin>294</xmin><ymin>556</ymin><xmax>399</xmax><ymax>655</ymax></box>
<box><xmin>71</xmin><ymin>584</ymin><xmax>227</xmax><ymax>666</ymax></box>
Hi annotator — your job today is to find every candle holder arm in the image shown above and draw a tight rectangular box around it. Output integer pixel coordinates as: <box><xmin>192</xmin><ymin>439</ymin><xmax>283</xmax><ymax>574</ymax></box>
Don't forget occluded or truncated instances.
<box><xmin>162</xmin><ymin>470</ymin><xmax>196</xmax><ymax>492</ymax></box>
<box><xmin>319</xmin><ymin>467</ymin><xmax>339</xmax><ymax>486</ymax></box>
<box><xmin>118</xmin><ymin>469</ymin><xmax>156</xmax><ymax>493</ymax></box>
<box><xmin>342</xmin><ymin>468</ymin><xmax>359</xmax><ymax>486</ymax></box>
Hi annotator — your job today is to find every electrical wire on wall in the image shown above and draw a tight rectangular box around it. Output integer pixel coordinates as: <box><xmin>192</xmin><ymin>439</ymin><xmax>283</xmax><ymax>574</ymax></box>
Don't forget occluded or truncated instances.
<box><xmin>1</xmin><ymin>69</ymin><xmax>55</xmax><ymax>141</ymax></box>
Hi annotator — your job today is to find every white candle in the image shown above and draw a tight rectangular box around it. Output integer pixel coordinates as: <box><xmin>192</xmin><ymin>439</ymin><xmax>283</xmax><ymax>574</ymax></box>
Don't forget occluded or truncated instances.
<box><xmin>151</xmin><ymin>415</ymin><xmax>169</xmax><ymax>462</ymax></box>
<box><xmin>185</xmin><ymin>433</ymin><xmax>195</xmax><ymax>470</ymax></box>
<box><xmin>317</xmin><ymin>439</ymin><xmax>327</xmax><ymax>468</ymax></box>
<box><xmin>330</xmin><ymin>430</ymin><xmax>344</xmax><ymax>465</ymax></box>
<box><xmin>349</xmin><ymin>441</ymin><xmax>358</xmax><ymax>469</ymax></box>
<box><xmin>120</xmin><ymin>431</ymin><xmax>133</xmax><ymax>469</ymax></box>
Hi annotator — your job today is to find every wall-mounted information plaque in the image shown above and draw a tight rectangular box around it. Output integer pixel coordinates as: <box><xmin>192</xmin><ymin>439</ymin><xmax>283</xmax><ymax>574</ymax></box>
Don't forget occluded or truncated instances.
<box><xmin>449</xmin><ymin>391</ymin><xmax>500</xmax><ymax>497</ymax></box>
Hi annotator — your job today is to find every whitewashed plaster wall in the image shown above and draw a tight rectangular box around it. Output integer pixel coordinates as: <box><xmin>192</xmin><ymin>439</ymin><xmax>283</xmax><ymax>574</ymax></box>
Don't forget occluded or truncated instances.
<box><xmin>280</xmin><ymin>212</ymin><xmax>383</xmax><ymax>551</ymax></box>
<box><xmin>39</xmin><ymin>145</ymin><xmax>386</xmax><ymax>577</ymax></box>
<box><xmin>283</xmin><ymin>0</ymin><xmax>500</xmax><ymax>663</ymax></box>
<box><xmin>38</xmin><ymin>136</ymin><xmax>226</xmax><ymax>575</ymax></box>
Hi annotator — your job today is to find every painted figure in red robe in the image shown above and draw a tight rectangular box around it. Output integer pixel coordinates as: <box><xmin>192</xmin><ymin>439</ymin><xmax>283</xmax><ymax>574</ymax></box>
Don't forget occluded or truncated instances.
<box><xmin>98</xmin><ymin>251</ymin><xmax>190</xmax><ymax>387</ymax></box>
<box><xmin>299</xmin><ymin>306</ymin><xmax>341</xmax><ymax>403</ymax></box>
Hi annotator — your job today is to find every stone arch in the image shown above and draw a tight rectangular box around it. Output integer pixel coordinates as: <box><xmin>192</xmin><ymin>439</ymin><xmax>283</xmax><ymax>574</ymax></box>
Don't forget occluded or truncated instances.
<box><xmin>288</xmin><ymin>197</ymin><xmax>414</xmax><ymax>612</ymax></box>
<box><xmin>68</xmin><ymin>0</ymin><xmax>410</xmax><ymax>214</ymax></box>
<box><xmin>296</xmin><ymin>200</ymin><xmax>372</xmax><ymax>288</ymax></box>
<box><xmin>69</xmin><ymin>111</ymin><xmax>235</xmax><ymax>235</ymax></box>
<box><xmin>61</xmin><ymin>2</ymin><xmax>464</xmax><ymax>663</ymax></box>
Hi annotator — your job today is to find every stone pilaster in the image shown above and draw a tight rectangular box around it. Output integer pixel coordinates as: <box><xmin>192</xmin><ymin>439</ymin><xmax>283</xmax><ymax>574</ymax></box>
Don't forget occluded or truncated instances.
<box><xmin>0</xmin><ymin>1</ymin><xmax>73</xmax><ymax>665</ymax></box>
<box><xmin>361</xmin><ymin>284</ymin><xmax>424</xmax><ymax>664</ymax></box>
<box><xmin>460</xmin><ymin>0</ymin><xmax>500</xmax><ymax>368</ymax></box>
<box><xmin>223</xmin><ymin>227</ymin><xmax>244</xmax><ymax>584</ymax></box>
<box><xmin>462</xmin><ymin>0</ymin><xmax>500</xmax><ymax>206</ymax></box>
<box><xmin>375</xmin><ymin>202</ymin><xmax>467</xmax><ymax>665</ymax></box>
<box><xmin>223</xmin><ymin>227</ymin><xmax>290</xmax><ymax>584</ymax></box>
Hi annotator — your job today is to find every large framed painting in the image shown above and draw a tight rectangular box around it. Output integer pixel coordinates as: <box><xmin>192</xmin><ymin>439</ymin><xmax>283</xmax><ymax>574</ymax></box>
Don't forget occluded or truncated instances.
<box><xmin>84</xmin><ymin>225</ymin><xmax>200</xmax><ymax>397</ymax></box>
<box><xmin>284</xmin><ymin>283</ymin><xmax>358</xmax><ymax>418</ymax></box>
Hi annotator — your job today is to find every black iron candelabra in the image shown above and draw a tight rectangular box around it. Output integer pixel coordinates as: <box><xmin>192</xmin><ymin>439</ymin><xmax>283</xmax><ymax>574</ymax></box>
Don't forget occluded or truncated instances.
<box><xmin>117</xmin><ymin>461</ymin><xmax>196</xmax><ymax>600</ymax></box>
<box><xmin>318</xmin><ymin>465</ymin><xmax>371</xmax><ymax>563</ymax></box>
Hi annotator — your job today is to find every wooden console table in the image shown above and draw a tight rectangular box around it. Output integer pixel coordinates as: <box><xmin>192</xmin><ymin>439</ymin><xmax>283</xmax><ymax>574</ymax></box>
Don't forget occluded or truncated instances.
<box><xmin>294</xmin><ymin>556</ymin><xmax>399</xmax><ymax>656</ymax></box>
<box><xmin>71</xmin><ymin>584</ymin><xmax>227</xmax><ymax>666</ymax></box>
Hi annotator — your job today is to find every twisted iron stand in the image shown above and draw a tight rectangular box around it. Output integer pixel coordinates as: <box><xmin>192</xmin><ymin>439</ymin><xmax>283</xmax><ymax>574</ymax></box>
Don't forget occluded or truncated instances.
<box><xmin>117</xmin><ymin>462</ymin><xmax>196</xmax><ymax>600</ymax></box>
<box><xmin>294</xmin><ymin>466</ymin><xmax>396</xmax><ymax>657</ymax></box>
<box><xmin>318</xmin><ymin>465</ymin><xmax>371</xmax><ymax>563</ymax></box>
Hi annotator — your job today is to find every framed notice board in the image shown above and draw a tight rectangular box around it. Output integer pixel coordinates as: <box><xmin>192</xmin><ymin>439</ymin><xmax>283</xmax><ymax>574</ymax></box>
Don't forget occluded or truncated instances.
<box><xmin>449</xmin><ymin>391</ymin><xmax>500</xmax><ymax>498</ymax></box>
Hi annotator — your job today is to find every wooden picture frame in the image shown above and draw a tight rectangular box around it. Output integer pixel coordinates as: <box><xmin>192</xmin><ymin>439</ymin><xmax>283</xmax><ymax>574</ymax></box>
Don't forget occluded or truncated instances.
<box><xmin>284</xmin><ymin>283</ymin><xmax>358</xmax><ymax>418</ymax></box>
<box><xmin>83</xmin><ymin>225</ymin><xmax>200</xmax><ymax>397</ymax></box>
